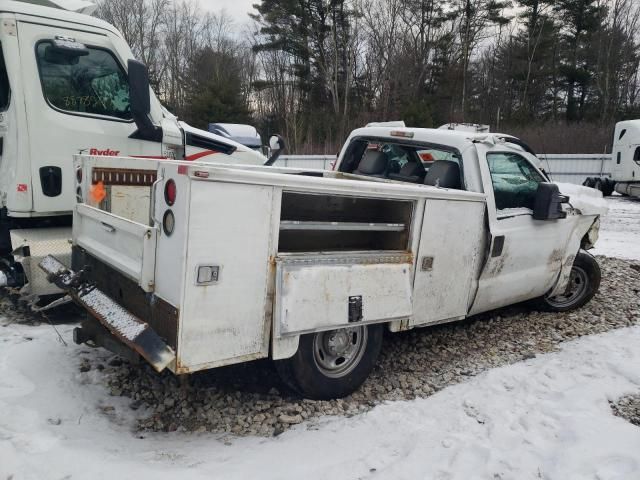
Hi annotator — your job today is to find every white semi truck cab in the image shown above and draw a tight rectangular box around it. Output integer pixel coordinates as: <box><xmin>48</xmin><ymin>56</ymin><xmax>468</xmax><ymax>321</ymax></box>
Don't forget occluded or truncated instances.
<box><xmin>41</xmin><ymin>126</ymin><xmax>607</xmax><ymax>399</ymax></box>
<box><xmin>0</xmin><ymin>0</ymin><xmax>278</xmax><ymax>298</ymax></box>
<box><xmin>611</xmin><ymin>119</ymin><xmax>640</xmax><ymax>197</ymax></box>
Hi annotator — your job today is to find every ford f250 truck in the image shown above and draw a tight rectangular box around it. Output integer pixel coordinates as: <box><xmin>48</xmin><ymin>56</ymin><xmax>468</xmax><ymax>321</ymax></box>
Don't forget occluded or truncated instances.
<box><xmin>40</xmin><ymin>126</ymin><xmax>607</xmax><ymax>399</ymax></box>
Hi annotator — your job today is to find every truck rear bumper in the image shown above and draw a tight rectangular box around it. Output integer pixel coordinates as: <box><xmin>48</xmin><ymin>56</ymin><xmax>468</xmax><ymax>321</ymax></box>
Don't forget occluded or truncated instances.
<box><xmin>39</xmin><ymin>255</ymin><xmax>175</xmax><ymax>372</ymax></box>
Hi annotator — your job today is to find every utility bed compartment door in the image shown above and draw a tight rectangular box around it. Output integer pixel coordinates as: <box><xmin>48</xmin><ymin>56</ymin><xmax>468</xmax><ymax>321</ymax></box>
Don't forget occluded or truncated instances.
<box><xmin>73</xmin><ymin>204</ymin><xmax>157</xmax><ymax>292</ymax></box>
<box><xmin>275</xmin><ymin>254</ymin><xmax>413</xmax><ymax>337</ymax></box>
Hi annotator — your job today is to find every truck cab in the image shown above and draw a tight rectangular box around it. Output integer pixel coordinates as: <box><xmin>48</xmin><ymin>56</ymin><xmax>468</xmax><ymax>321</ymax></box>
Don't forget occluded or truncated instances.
<box><xmin>0</xmin><ymin>0</ymin><xmax>270</xmax><ymax>297</ymax></box>
<box><xmin>611</xmin><ymin>119</ymin><xmax>640</xmax><ymax>197</ymax></box>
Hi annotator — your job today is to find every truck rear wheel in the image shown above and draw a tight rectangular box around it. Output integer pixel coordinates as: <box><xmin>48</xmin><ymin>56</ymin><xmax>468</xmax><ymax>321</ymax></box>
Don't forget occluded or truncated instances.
<box><xmin>536</xmin><ymin>251</ymin><xmax>601</xmax><ymax>312</ymax></box>
<box><xmin>275</xmin><ymin>324</ymin><xmax>383</xmax><ymax>400</ymax></box>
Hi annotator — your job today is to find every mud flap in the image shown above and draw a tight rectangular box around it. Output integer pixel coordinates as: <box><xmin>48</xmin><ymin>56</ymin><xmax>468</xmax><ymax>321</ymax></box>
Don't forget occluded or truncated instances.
<box><xmin>39</xmin><ymin>255</ymin><xmax>175</xmax><ymax>372</ymax></box>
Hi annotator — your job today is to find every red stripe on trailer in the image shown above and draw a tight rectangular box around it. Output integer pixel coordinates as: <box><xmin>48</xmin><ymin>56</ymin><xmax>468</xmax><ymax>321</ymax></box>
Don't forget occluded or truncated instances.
<box><xmin>185</xmin><ymin>150</ymin><xmax>219</xmax><ymax>161</ymax></box>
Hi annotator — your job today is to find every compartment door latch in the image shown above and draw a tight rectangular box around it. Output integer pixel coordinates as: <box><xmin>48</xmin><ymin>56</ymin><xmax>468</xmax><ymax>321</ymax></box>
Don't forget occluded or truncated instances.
<box><xmin>348</xmin><ymin>295</ymin><xmax>363</xmax><ymax>323</ymax></box>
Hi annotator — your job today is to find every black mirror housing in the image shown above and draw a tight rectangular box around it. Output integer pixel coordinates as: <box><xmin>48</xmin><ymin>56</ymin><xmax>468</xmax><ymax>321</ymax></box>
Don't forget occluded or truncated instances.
<box><xmin>127</xmin><ymin>59</ymin><xmax>155</xmax><ymax>138</ymax></box>
<box><xmin>533</xmin><ymin>182</ymin><xmax>569</xmax><ymax>220</ymax></box>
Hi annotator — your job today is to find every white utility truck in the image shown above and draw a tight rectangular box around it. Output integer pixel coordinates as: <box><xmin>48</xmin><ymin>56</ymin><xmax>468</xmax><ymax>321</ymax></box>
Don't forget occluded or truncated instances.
<box><xmin>0</xmin><ymin>0</ymin><xmax>279</xmax><ymax>301</ymax></box>
<box><xmin>583</xmin><ymin>119</ymin><xmax>640</xmax><ymax>197</ymax></box>
<box><xmin>40</xmin><ymin>125</ymin><xmax>606</xmax><ymax>399</ymax></box>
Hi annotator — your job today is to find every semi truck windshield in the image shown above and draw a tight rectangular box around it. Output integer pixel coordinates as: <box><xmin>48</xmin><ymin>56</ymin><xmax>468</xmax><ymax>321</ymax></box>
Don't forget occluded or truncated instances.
<box><xmin>0</xmin><ymin>43</ymin><xmax>9</xmax><ymax>110</ymax></box>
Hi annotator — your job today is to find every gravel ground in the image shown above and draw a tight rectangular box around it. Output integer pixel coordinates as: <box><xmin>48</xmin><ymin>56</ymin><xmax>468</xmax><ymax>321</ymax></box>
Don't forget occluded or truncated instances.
<box><xmin>5</xmin><ymin>256</ymin><xmax>640</xmax><ymax>437</ymax></box>
<box><xmin>611</xmin><ymin>394</ymin><xmax>640</xmax><ymax>428</ymax></box>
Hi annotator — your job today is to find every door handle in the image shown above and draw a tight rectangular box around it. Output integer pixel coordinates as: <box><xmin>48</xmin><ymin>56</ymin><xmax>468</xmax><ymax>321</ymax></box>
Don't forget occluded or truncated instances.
<box><xmin>491</xmin><ymin>235</ymin><xmax>505</xmax><ymax>257</ymax></box>
<box><xmin>100</xmin><ymin>222</ymin><xmax>115</xmax><ymax>233</ymax></box>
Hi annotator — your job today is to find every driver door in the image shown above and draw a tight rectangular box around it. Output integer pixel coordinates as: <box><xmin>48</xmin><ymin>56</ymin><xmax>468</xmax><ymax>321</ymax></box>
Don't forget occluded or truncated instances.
<box><xmin>17</xmin><ymin>21</ymin><xmax>161</xmax><ymax>215</ymax></box>
<box><xmin>470</xmin><ymin>144</ymin><xmax>576</xmax><ymax>315</ymax></box>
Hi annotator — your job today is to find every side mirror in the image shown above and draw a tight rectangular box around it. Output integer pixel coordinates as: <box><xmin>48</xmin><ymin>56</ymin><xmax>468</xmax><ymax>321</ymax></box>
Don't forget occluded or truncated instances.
<box><xmin>264</xmin><ymin>135</ymin><xmax>286</xmax><ymax>166</ymax></box>
<box><xmin>127</xmin><ymin>59</ymin><xmax>155</xmax><ymax>138</ymax></box>
<box><xmin>533</xmin><ymin>183</ymin><xmax>569</xmax><ymax>220</ymax></box>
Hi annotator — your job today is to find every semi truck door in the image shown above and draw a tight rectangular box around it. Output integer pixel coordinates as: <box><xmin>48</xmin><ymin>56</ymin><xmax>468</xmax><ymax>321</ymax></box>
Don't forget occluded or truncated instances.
<box><xmin>17</xmin><ymin>21</ymin><xmax>162</xmax><ymax>215</ymax></box>
<box><xmin>470</xmin><ymin>145</ymin><xmax>578</xmax><ymax>315</ymax></box>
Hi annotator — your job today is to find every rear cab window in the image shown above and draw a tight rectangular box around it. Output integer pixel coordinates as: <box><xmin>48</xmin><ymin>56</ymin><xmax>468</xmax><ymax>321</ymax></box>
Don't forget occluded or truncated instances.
<box><xmin>487</xmin><ymin>152</ymin><xmax>545</xmax><ymax>213</ymax></box>
<box><xmin>0</xmin><ymin>42</ymin><xmax>10</xmax><ymax>110</ymax></box>
<box><xmin>35</xmin><ymin>40</ymin><xmax>131</xmax><ymax>121</ymax></box>
<box><xmin>340</xmin><ymin>138</ymin><xmax>464</xmax><ymax>188</ymax></box>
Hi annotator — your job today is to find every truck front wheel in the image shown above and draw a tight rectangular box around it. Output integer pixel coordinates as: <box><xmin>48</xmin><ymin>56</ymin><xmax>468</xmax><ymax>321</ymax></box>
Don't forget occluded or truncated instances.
<box><xmin>275</xmin><ymin>324</ymin><xmax>383</xmax><ymax>400</ymax></box>
<box><xmin>537</xmin><ymin>251</ymin><xmax>601</xmax><ymax>312</ymax></box>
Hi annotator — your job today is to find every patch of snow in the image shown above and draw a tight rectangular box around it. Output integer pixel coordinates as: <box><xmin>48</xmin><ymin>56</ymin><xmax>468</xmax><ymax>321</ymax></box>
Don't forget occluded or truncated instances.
<box><xmin>38</xmin><ymin>255</ymin><xmax>66</xmax><ymax>275</ymax></box>
<box><xmin>80</xmin><ymin>289</ymin><xmax>146</xmax><ymax>341</ymax></box>
<box><xmin>592</xmin><ymin>195</ymin><xmax>640</xmax><ymax>261</ymax></box>
<box><xmin>556</xmin><ymin>182</ymin><xmax>609</xmax><ymax>216</ymax></box>
<box><xmin>2</xmin><ymin>322</ymin><xmax>640</xmax><ymax>479</ymax></box>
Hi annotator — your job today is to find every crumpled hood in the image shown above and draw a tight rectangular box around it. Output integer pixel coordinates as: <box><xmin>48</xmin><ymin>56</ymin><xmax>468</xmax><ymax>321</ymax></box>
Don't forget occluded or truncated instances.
<box><xmin>555</xmin><ymin>182</ymin><xmax>609</xmax><ymax>216</ymax></box>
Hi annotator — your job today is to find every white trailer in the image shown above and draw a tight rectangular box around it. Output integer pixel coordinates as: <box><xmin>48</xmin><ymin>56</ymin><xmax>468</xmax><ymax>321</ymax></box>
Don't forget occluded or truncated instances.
<box><xmin>0</xmin><ymin>0</ymin><xmax>280</xmax><ymax>301</ymax></box>
<box><xmin>41</xmin><ymin>126</ymin><xmax>607</xmax><ymax>399</ymax></box>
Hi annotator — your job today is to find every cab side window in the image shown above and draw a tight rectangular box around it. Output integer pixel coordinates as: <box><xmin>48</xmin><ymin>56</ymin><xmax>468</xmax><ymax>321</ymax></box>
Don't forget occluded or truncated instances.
<box><xmin>0</xmin><ymin>43</ymin><xmax>10</xmax><ymax>111</ymax></box>
<box><xmin>487</xmin><ymin>152</ymin><xmax>545</xmax><ymax>211</ymax></box>
<box><xmin>35</xmin><ymin>42</ymin><xmax>131</xmax><ymax>120</ymax></box>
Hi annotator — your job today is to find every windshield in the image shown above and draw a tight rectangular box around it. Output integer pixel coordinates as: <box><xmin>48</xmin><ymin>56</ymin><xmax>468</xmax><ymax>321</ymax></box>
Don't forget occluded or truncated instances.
<box><xmin>0</xmin><ymin>43</ymin><xmax>9</xmax><ymax>111</ymax></box>
<box><xmin>35</xmin><ymin>41</ymin><xmax>131</xmax><ymax>120</ymax></box>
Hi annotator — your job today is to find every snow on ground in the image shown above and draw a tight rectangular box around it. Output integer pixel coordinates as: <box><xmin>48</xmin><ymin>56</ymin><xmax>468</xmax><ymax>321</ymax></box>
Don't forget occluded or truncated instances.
<box><xmin>591</xmin><ymin>195</ymin><xmax>640</xmax><ymax>261</ymax></box>
<box><xmin>1</xmin><ymin>195</ymin><xmax>639</xmax><ymax>480</ymax></box>
<box><xmin>2</xmin><ymin>322</ymin><xmax>640</xmax><ymax>479</ymax></box>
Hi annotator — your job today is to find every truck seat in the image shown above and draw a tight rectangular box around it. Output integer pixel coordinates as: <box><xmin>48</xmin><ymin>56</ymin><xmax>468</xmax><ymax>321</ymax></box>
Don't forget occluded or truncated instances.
<box><xmin>424</xmin><ymin>160</ymin><xmax>462</xmax><ymax>189</ymax></box>
<box><xmin>353</xmin><ymin>150</ymin><xmax>388</xmax><ymax>177</ymax></box>
<box><xmin>388</xmin><ymin>162</ymin><xmax>425</xmax><ymax>183</ymax></box>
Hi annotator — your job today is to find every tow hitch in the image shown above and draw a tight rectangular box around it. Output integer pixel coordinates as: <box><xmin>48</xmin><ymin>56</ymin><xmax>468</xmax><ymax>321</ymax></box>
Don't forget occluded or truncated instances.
<box><xmin>39</xmin><ymin>255</ymin><xmax>175</xmax><ymax>372</ymax></box>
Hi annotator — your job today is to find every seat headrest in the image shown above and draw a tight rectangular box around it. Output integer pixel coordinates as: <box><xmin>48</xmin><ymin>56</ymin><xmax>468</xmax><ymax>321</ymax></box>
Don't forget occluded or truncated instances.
<box><xmin>424</xmin><ymin>160</ymin><xmax>461</xmax><ymax>189</ymax></box>
<box><xmin>356</xmin><ymin>150</ymin><xmax>387</xmax><ymax>175</ymax></box>
<box><xmin>399</xmin><ymin>162</ymin><xmax>423</xmax><ymax>176</ymax></box>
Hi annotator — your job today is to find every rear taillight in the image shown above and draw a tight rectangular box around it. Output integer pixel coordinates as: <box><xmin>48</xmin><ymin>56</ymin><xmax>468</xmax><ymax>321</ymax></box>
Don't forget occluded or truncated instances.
<box><xmin>76</xmin><ymin>167</ymin><xmax>82</xmax><ymax>184</ymax></box>
<box><xmin>164</xmin><ymin>179</ymin><xmax>176</xmax><ymax>206</ymax></box>
<box><xmin>163</xmin><ymin>210</ymin><xmax>175</xmax><ymax>236</ymax></box>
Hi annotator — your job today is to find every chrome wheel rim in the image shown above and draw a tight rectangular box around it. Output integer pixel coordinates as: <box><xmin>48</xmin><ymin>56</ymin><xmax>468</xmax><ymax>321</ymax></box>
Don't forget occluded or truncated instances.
<box><xmin>546</xmin><ymin>265</ymin><xmax>589</xmax><ymax>308</ymax></box>
<box><xmin>313</xmin><ymin>326</ymin><xmax>368</xmax><ymax>378</ymax></box>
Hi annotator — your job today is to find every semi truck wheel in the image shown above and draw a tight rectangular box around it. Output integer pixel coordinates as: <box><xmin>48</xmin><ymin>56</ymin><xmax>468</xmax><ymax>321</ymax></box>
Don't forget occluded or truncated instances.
<box><xmin>275</xmin><ymin>324</ymin><xmax>383</xmax><ymax>400</ymax></box>
<box><xmin>601</xmin><ymin>178</ymin><xmax>615</xmax><ymax>197</ymax></box>
<box><xmin>536</xmin><ymin>251</ymin><xmax>601</xmax><ymax>312</ymax></box>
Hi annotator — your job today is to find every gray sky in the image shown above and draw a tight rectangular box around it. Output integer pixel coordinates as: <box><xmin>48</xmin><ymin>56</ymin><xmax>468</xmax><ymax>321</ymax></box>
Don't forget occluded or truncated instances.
<box><xmin>201</xmin><ymin>0</ymin><xmax>257</xmax><ymax>25</ymax></box>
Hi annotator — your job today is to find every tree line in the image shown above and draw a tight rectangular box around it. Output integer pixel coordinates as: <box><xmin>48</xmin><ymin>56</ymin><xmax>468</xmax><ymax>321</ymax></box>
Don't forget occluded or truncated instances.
<box><xmin>95</xmin><ymin>0</ymin><xmax>640</xmax><ymax>153</ymax></box>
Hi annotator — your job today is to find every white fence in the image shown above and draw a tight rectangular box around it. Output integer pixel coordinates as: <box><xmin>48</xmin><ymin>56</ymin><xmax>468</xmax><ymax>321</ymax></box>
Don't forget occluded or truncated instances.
<box><xmin>278</xmin><ymin>154</ymin><xmax>612</xmax><ymax>185</ymax></box>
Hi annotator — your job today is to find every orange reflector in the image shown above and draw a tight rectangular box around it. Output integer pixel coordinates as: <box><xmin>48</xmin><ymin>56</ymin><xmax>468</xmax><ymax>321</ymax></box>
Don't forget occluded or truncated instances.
<box><xmin>90</xmin><ymin>181</ymin><xmax>106</xmax><ymax>203</ymax></box>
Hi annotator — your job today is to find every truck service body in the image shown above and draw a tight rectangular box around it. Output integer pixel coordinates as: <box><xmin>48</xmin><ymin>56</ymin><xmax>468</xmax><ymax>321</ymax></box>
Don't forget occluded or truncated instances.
<box><xmin>0</xmin><ymin>0</ymin><xmax>268</xmax><ymax>299</ymax></box>
<box><xmin>41</xmin><ymin>126</ymin><xmax>607</xmax><ymax>399</ymax></box>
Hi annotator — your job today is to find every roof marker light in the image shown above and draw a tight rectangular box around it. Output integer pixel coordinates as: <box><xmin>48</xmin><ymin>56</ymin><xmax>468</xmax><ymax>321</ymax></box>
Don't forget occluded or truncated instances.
<box><xmin>390</xmin><ymin>130</ymin><xmax>414</xmax><ymax>139</ymax></box>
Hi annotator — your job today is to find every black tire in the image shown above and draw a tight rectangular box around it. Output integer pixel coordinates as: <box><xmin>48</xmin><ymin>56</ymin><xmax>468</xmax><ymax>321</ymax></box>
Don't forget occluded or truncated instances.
<box><xmin>593</xmin><ymin>178</ymin><xmax>602</xmax><ymax>192</ymax></box>
<box><xmin>535</xmin><ymin>251</ymin><xmax>601</xmax><ymax>312</ymax></box>
<box><xmin>601</xmin><ymin>179</ymin><xmax>615</xmax><ymax>197</ymax></box>
<box><xmin>583</xmin><ymin>177</ymin><xmax>595</xmax><ymax>188</ymax></box>
<box><xmin>274</xmin><ymin>324</ymin><xmax>383</xmax><ymax>400</ymax></box>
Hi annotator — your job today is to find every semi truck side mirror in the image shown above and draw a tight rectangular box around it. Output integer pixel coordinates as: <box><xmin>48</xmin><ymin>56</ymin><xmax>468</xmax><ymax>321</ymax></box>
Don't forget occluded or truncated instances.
<box><xmin>264</xmin><ymin>135</ymin><xmax>286</xmax><ymax>166</ymax></box>
<box><xmin>533</xmin><ymin>183</ymin><xmax>569</xmax><ymax>220</ymax></box>
<box><xmin>127</xmin><ymin>59</ymin><xmax>155</xmax><ymax>138</ymax></box>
